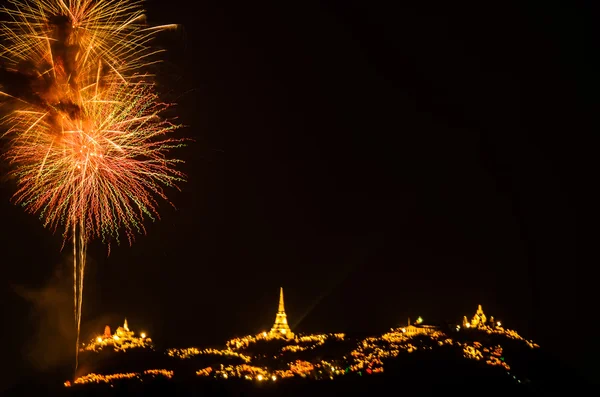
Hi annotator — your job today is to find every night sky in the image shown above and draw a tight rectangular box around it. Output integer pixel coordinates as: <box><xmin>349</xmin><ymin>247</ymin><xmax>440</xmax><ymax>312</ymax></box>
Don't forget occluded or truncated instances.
<box><xmin>0</xmin><ymin>0</ymin><xmax>591</xmax><ymax>387</ymax></box>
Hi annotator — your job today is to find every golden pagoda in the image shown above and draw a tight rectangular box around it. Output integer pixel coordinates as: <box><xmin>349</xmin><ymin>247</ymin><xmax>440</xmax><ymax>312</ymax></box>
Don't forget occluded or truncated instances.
<box><xmin>268</xmin><ymin>287</ymin><xmax>294</xmax><ymax>339</ymax></box>
<box><xmin>471</xmin><ymin>304</ymin><xmax>487</xmax><ymax>328</ymax></box>
<box><xmin>463</xmin><ymin>304</ymin><xmax>499</xmax><ymax>329</ymax></box>
<box><xmin>115</xmin><ymin>318</ymin><xmax>134</xmax><ymax>338</ymax></box>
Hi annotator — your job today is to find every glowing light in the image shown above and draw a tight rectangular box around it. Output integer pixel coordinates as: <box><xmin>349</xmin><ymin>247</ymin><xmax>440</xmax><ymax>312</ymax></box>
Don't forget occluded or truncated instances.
<box><xmin>141</xmin><ymin>333</ymin><xmax>146</xmax><ymax>339</ymax></box>
<box><xmin>83</xmin><ymin>320</ymin><xmax>153</xmax><ymax>352</ymax></box>
<box><xmin>67</xmin><ymin>369</ymin><xmax>173</xmax><ymax>386</ymax></box>
<box><xmin>168</xmin><ymin>347</ymin><xmax>252</xmax><ymax>362</ymax></box>
<box><xmin>257</xmin><ymin>375</ymin><xmax>263</xmax><ymax>381</ymax></box>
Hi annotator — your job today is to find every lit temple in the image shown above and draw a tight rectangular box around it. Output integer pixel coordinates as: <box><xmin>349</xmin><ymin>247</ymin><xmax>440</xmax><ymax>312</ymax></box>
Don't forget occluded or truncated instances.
<box><xmin>401</xmin><ymin>317</ymin><xmax>438</xmax><ymax>336</ymax></box>
<box><xmin>81</xmin><ymin>318</ymin><xmax>152</xmax><ymax>352</ymax></box>
<box><xmin>463</xmin><ymin>305</ymin><xmax>501</xmax><ymax>329</ymax></box>
<box><xmin>269</xmin><ymin>287</ymin><xmax>294</xmax><ymax>339</ymax></box>
<box><xmin>116</xmin><ymin>318</ymin><xmax>134</xmax><ymax>338</ymax></box>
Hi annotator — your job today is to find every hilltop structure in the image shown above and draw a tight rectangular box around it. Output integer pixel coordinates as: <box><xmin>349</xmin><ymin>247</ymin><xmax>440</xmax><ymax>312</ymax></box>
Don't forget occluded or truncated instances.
<box><xmin>463</xmin><ymin>305</ymin><xmax>500</xmax><ymax>329</ymax></box>
<box><xmin>115</xmin><ymin>318</ymin><xmax>134</xmax><ymax>339</ymax></box>
<box><xmin>81</xmin><ymin>318</ymin><xmax>152</xmax><ymax>352</ymax></box>
<box><xmin>401</xmin><ymin>317</ymin><xmax>438</xmax><ymax>336</ymax></box>
<box><xmin>269</xmin><ymin>287</ymin><xmax>294</xmax><ymax>339</ymax></box>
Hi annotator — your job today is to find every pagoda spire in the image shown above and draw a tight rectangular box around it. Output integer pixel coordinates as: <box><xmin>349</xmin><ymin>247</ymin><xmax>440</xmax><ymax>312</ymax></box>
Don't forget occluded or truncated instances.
<box><xmin>278</xmin><ymin>287</ymin><xmax>285</xmax><ymax>312</ymax></box>
<box><xmin>269</xmin><ymin>287</ymin><xmax>294</xmax><ymax>339</ymax></box>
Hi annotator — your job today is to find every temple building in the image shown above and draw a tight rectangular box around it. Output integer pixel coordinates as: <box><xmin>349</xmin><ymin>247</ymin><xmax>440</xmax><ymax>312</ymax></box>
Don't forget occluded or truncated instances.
<box><xmin>463</xmin><ymin>305</ymin><xmax>501</xmax><ymax>329</ymax></box>
<box><xmin>401</xmin><ymin>317</ymin><xmax>438</xmax><ymax>336</ymax></box>
<box><xmin>81</xmin><ymin>318</ymin><xmax>152</xmax><ymax>352</ymax></box>
<box><xmin>471</xmin><ymin>305</ymin><xmax>487</xmax><ymax>327</ymax></box>
<box><xmin>268</xmin><ymin>287</ymin><xmax>294</xmax><ymax>339</ymax></box>
<box><xmin>115</xmin><ymin>318</ymin><xmax>134</xmax><ymax>339</ymax></box>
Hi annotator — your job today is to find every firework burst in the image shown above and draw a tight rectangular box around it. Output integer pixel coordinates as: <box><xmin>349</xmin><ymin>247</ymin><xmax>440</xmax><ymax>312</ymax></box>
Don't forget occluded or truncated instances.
<box><xmin>3</xmin><ymin>78</ymin><xmax>186</xmax><ymax>245</ymax></box>
<box><xmin>0</xmin><ymin>0</ymin><xmax>184</xmax><ymax>371</ymax></box>
<box><xmin>0</xmin><ymin>0</ymin><xmax>177</xmax><ymax>88</ymax></box>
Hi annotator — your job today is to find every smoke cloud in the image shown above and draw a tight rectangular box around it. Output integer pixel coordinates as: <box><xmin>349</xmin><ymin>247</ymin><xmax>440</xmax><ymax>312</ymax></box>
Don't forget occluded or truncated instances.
<box><xmin>0</xmin><ymin>11</ymin><xmax>87</xmax><ymax>120</ymax></box>
<box><xmin>13</xmin><ymin>263</ymin><xmax>75</xmax><ymax>372</ymax></box>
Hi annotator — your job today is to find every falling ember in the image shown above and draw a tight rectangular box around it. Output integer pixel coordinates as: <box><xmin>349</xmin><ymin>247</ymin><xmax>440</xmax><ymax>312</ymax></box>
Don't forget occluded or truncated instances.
<box><xmin>0</xmin><ymin>0</ymin><xmax>184</xmax><ymax>371</ymax></box>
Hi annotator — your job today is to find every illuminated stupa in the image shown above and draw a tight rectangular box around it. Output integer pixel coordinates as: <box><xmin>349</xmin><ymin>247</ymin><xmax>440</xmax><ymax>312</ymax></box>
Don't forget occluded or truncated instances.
<box><xmin>268</xmin><ymin>287</ymin><xmax>294</xmax><ymax>339</ymax></box>
<box><xmin>115</xmin><ymin>318</ymin><xmax>134</xmax><ymax>339</ymax></box>
<box><xmin>471</xmin><ymin>305</ymin><xmax>487</xmax><ymax>327</ymax></box>
<box><xmin>463</xmin><ymin>304</ymin><xmax>501</xmax><ymax>329</ymax></box>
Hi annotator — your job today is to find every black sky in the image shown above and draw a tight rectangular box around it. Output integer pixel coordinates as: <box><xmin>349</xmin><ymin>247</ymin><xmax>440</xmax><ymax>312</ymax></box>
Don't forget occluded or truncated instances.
<box><xmin>0</xmin><ymin>0</ymin><xmax>591</xmax><ymax>387</ymax></box>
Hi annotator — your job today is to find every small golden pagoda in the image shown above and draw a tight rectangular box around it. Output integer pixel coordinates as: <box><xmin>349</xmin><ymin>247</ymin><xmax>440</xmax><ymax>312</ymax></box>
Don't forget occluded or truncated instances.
<box><xmin>471</xmin><ymin>304</ymin><xmax>487</xmax><ymax>328</ymax></box>
<box><xmin>463</xmin><ymin>304</ymin><xmax>500</xmax><ymax>329</ymax></box>
<box><xmin>115</xmin><ymin>318</ymin><xmax>134</xmax><ymax>338</ymax></box>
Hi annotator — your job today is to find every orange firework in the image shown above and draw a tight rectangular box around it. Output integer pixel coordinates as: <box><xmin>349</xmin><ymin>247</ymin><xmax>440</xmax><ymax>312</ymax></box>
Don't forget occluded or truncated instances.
<box><xmin>0</xmin><ymin>0</ymin><xmax>183</xmax><ymax>370</ymax></box>
<box><xmin>3</xmin><ymin>78</ymin><xmax>185</xmax><ymax>244</ymax></box>
<box><xmin>0</xmin><ymin>0</ymin><xmax>177</xmax><ymax>87</ymax></box>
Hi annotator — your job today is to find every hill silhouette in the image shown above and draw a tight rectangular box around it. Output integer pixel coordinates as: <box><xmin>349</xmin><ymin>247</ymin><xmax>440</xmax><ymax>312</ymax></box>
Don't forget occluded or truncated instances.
<box><xmin>5</xmin><ymin>325</ymin><xmax>589</xmax><ymax>396</ymax></box>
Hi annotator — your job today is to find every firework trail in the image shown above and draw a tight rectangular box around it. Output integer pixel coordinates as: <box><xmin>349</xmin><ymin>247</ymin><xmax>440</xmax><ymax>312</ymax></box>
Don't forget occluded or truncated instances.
<box><xmin>0</xmin><ymin>0</ymin><xmax>183</xmax><ymax>370</ymax></box>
